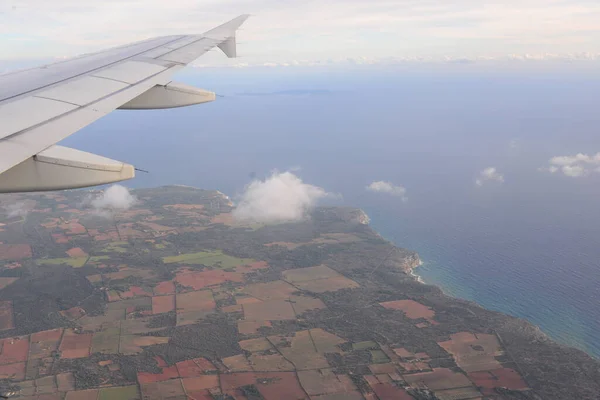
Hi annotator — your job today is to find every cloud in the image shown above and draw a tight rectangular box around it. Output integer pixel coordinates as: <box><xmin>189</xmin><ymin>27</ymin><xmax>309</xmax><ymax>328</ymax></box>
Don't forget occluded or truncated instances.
<box><xmin>540</xmin><ymin>152</ymin><xmax>600</xmax><ymax>177</ymax></box>
<box><xmin>3</xmin><ymin>202</ymin><xmax>30</xmax><ymax>218</ymax></box>
<box><xmin>475</xmin><ymin>167</ymin><xmax>504</xmax><ymax>186</ymax></box>
<box><xmin>2</xmin><ymin>0</ymin><xmax>600</xmax><ymax>65</ymax></box>
<box><xmin>88</xmin><ymin>185</ymin><xmax>138</xmax><ymax>215</ymax></box>
<box><xmin>366</xmin><ymin>181</ymin><xmax>407</xmax><ymax>201</ymax></box>
<box><xmin>233</xmin><ymin>171</ymin><xmax>330</xmax><ymax>224</ymax></box>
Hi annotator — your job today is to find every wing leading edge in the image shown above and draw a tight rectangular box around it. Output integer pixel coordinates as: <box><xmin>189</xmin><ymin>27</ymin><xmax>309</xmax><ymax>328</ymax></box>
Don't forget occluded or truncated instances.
<box><xmin>0</xmin><ymin>14</ymin><xmax>250</xmax><ymax>193</ymax></box>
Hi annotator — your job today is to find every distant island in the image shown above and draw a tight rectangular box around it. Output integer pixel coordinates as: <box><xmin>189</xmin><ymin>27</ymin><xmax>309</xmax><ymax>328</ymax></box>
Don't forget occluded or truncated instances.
<box><xmin>0</xmin><ymin>185</ymin><xmax>597</xmax><ymax>399</ymax></box>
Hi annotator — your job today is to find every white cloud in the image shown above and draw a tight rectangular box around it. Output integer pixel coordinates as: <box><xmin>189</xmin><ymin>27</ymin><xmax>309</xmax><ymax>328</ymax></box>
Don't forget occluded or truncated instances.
<box><xmin>233</xmin><ymin>171</ymin><xmax>329</xmax><ymax>224</ymax></box>
<box><xmin>2</xmin><ymin>0</ymin><xmax>600</xmax><ymax>65</ymax></box>
<box><xmin>3</xmin><ymin>202</ymin><xmax>30</xmax><ymax>218</ymax></box>
<box><xmin>366</xmin><ymin>181</ymin><xmax>407</xmax><ymax>201</ymax></box>
<box><xmin>88</xmin><ymin>185</ymin><xmax>138</xmax><ymax>214</ymax></box>
<box><xmin>475</xmin><ymin>167</ymin><xmax>504</xmax><ymax>186</ymax></box>
<box><xmin>540</xmin><ymin>152</ymin><xmax>600</xmax><ymax>177</ymax></box>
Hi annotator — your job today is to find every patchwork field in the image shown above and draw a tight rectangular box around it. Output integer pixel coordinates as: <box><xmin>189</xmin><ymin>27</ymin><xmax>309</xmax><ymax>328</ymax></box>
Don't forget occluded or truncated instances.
<box><xmin>0</xmin><ymin>186</ymin><xmax>576</xmax><ymax>399</ymax></box>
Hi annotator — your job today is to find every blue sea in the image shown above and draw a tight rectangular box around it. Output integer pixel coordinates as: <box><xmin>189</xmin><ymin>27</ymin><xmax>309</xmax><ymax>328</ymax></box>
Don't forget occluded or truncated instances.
<box><xmin>63</xmin><ymin>63</ymin><xmax>600</xmax><ymax>358</ymax></box>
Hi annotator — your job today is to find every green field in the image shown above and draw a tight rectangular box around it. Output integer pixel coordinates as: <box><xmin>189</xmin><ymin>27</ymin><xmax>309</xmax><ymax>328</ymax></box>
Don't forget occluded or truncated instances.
<box><xmin>98</xmin><ymin>385</ymin><xmax>139</xmax><ymax>400</ymax></box>
<box><xmin>36</xmin><ymin>257</ymin><xmax>88</xmax><ymax>268</ymax></box>
<box><xmin>101</xmin><ymin>242</ymin><xmax>129</xmax><ymax>253</ymax></box>
<box><xmin>162</xmin><ymin>249</ymin><xmax>254</xmax><ymax>268</ymax></box>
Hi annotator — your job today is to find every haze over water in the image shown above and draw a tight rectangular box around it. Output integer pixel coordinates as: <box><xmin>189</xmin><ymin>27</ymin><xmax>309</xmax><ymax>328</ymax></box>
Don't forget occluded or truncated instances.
<box><xmin>63</xmin><ymin>64</ymin><xmax>600</xmax><ymax>358</ymax></box>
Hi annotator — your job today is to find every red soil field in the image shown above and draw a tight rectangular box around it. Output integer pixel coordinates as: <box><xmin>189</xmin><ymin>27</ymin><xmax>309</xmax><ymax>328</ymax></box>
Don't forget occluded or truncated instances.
<box><xmin>0</xmin><ymin>336</ymin><xmax>29</xmax><ymax>364</ymax></box>
<box><xmin>0</xmin><ymin>362</ymin><xmax>25</xmax><ymax>380</ymax></box>
<box><xmin>152</xmin><ymin>295</ymin><xmax>175</xmax><ymax>314</ymax></box>
<box><xmin>59</xmin><ymin>330</ymin><xmax>92</xmax><ymax>359</ymax></box>
<box><xmin>0</xmin><ymin>244</ymin><xmax>32</xmax><ymax>260</ymax></box>
<box><xmin>137</xmin><ymin>365</ymin><xmax>179</xmax><ymax>383</ymax></box>
<box><xmin>175</xmin><ymin>269</ymin><xmax>244</xmax><ymax>290</ymax></box>
<box><xmin>371</xmin><ymin>383</ymin><xmax>414</xmax><ymax>400</ymax></box>
<box><xmin>154</xmin><ymin>280</ymin><xmax>175</xmax><ymax>295</ymax></box>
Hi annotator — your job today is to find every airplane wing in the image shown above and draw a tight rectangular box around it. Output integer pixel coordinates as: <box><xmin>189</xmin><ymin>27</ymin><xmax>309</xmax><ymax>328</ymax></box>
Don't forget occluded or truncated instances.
<box><xmin>0</xmin><ymin>14</ymin><xmax>250</xmax><ymax>193</ymax></box>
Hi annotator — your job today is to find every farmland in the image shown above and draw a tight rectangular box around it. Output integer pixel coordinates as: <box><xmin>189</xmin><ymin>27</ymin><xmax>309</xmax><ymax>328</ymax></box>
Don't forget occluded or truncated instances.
<box><xmin>0</xmin><ymin>186</ymin><xmax>596</xmax><ymax>399</ymax></box>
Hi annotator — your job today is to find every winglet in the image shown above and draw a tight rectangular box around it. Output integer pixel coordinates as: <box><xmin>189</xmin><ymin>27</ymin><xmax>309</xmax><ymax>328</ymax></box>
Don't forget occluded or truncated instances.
<box><xmin>204</xmin><ymin>14</ymin><xmax>250</xmax><ymax>58</ymax></box>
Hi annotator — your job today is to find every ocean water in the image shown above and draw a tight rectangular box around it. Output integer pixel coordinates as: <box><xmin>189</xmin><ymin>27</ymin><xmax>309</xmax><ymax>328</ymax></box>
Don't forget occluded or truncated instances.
<box><xmin>62</xmin><ymin>64</ymin><xmax>600</xmax><ymax>357</ymax></box>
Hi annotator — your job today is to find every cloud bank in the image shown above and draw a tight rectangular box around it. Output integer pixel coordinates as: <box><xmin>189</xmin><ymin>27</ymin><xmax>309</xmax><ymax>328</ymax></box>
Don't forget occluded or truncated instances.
<box><xmin>476</xmin><ymin>167</ymin><xmax>505</xmax><ymax>186</ymax></box>
<box><xmin>233</xmin><ymin>171</ymin><xmax>329</xmax><ymax>224</ymax></box>
<box><xmin>539</xmin><ymin>152</ymin><xmax>600</xmax><ymax>177</ymax></box>
<box><xmin>89</xmin><ymin>185</ymin><xmax>138</xmax><ymax>215</ymax></box>
<box><xmin>3</xmin><ymin>202</ymin><xmax>30</xmax><ymax>218</ymax></box>
<box><xmin>366</xmin><ymin>181</ymin><xmax>407</xmax><ymax>201</ymax></box>
<box><xmin>2</xmin><ymin>0</ymin><xmax>600</xmax><ymax>65</ymax></box>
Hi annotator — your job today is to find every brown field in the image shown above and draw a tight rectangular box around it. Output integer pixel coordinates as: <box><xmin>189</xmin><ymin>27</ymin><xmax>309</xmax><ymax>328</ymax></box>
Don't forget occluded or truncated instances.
<box><xmin>138</xmin><ymin>364</ymin><xmax>179</xmax><ymax>383</ymax></box>
<box><xmin>0</xmin><ymin>362</ymin><xmax>25</xmax><ymax>380</ymax></box>
<box><xmin>243</xmin><ymin>299</ymin><xmax>296</xmax><ymax>321</ymax></box>
<box><xmin>175</xmin><ymin>269</ymin><xmax>244</xmax><ymax>290</ymax></box>
<box><xmin>176</xmin><ymin>358</ymin><xmax>217</xmax><ymax>377</ymax></box>
<box><xmin>220</xmin><ymin>372</ymin><xmax>307</xmax><ymax>400</ymax></box>
<box><xmin>238</xmin><ymin>320</ymin><xmax>271</xmax><ymax>335</ymax></box>
<box><xmin>141</xmin><ymin>379</ymin><xmax>185</xmax><ymax>399</ymax></box>
<box><xmin>290</xmin><ymin>295</ymin><xmax>327</xmax><ymax>315</ymax></box>
<box><xmin>30</xmin><ymin>329</ymin><xmax>63</xmax><ymax>359</ymax></box>
<box><xmin>0</xmin><ymin>336</ymin><xmax>29</xmax><ymax>364</ymax></box>
<box><xmin>52</xmin><ymin>233</ymin><xmax>69</xmax><ymax>244</ymax></box>
<box><xmin>236</xmin><ymin>296</ymin><xmax>262</xmax><ymax>305</ymax></box>
<box><xmin>249</xmin><ymin>353</ymin><xmax>295</xmax><ymax>372</ymax></box>
<box><xmin>66</xmin><ymin>247</ymin><xmax>87</xmax><ymax>258</ymax></box>
<box><xmin>312</xmin><ymin>392</ymin><xmax>364</xmax><ymax>400</ymax></box>
<box><xmin>0</xmin><ymin>301</ymin><xmax>14</xmax><ymax>330</ymax></box>
<box><xmin>239</xmin><ymin>338</ymin><xmax>272</xmax><ymax>352</ymax></box>
<box><xmin>152</xmin><ymin>295</ymin><xmax>175</xmax><ymax>314</ymax></box>
<box><xmin>438</xmin><ymin>332</ymin><xmax>503</xmax><ymax>373</ymax></box>
<box><xmin>153</xmin><ymin>280</ymin><xmax>175</xmax><ymax>295</ymax></box>
<box><xmin>469</xmin><ymin>368</ymin><xmax>528</xmax><ymax>394</ymax></box>
<box><xmin>60</xmin><ymin>222</ymin><xmax>86</xmax><ymax>235</ymax></box>
<box><xmin>269</xmin><ymin>331</ymin><xmax>330</xmax><ymax>370</ymax></box>
<box><xmin>242</xmin><ymin>280</ymin><xmax>298</xmax><ymax>301</ymax></box>
<box><xmin>369</xmin><ymin>363</ymin><xmax>398</xmax><ymax>374</ymax></box>
<box><xmin>310</xmin><ymin>329</ymin><xmax>346</xmax><ymax>353</ymax></box>
<box><xmin>403</xmin><ymin>368</ymin><xmax>474</xmax><ymax>391</ymax></box>
<box><xmin>119</xmin><ymin>335</ymin><xmax>169</xmax><ymax>355</ymax></box>
<box><xmin>182</xmin><ymin>375</ymin><xmax>220</xmax><ymax>391</ymax></box>
<box><xmin>210</xmin><ymin>213</ymin><xmax>234</xmax><ymax>225</ymax></box>
<box><xmin>221</xmin><ymin>304</ymin><xmax>242</xmax><ymax>313</ymax></box>
<box><xmin>59</xmin><ymin>330</ymin><xmax>92</xmax><ymax>359</ymax></box>
<box><xmin>176</xmin><ymin>290</ymin><xmax>215</xmax><ymax>313</ymax></box>
<box><xmin>91</xmin><ymin>323</ymin><xmax>120</xmax><ymax>354</ymax></box>
<box><xmin>370</xmin><ymin>383</ymin><xmax>415</xmax><ymax>400</ymax></box>
<box><xmin>282</xmin><ymin>265</ymin><xmax>359</xmax><ymax>293</ymax></box>
<box><xmin>0</xmin><ymin>244</ymin><xmax>32</xmax><ymax>260</ymax></box>
<box><xmin>297</xmin><ymin>369</ymin><xmax>356</xmax><ymax>396</ymax></box>
<box><xmin>380</xmin><ymin>299</ymin><xmax>436</xmax><ymax>323</ymax></box>
<box><xmin>223</xmin><ymin>354</ymin><xmax>252</xmax><ymax>372</ymax></box>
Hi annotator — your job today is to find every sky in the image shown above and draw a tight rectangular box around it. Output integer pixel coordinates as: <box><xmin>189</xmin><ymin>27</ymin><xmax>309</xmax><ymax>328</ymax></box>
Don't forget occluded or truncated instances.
<box><xmin>1</xmin><ymin>0</ymin><xmax>600</xmax><ymax>66</ymax></box>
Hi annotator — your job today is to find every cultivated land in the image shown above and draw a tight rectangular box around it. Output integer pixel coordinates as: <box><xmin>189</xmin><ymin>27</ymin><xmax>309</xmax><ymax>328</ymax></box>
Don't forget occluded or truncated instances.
<box><xmin>0</xmin><ymin>186</ymin><xmax>597</xmax><ymax>400</ymax></box>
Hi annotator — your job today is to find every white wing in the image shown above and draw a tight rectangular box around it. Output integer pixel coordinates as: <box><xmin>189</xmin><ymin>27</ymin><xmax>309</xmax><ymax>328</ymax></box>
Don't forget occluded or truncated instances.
<box><xmin>0</xmin><ymin>15</ymin><xmax>249</xmax><ymax>193</ymax></box>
